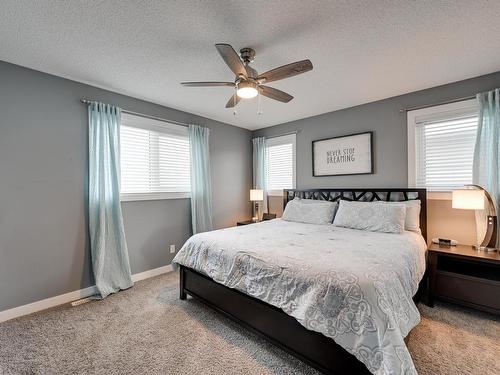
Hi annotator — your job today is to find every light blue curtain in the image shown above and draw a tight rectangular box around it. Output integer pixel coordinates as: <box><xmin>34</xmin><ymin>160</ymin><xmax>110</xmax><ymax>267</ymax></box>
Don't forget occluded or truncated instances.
<box><xmin>88</xmin><ymin>102</ymin><xmax>133</xmax><ymax>298</ymax></box>
<box><xmin>252</xmin><ymin>137</ymin><xmax>268</xmax><ymax>215</ymax></box>
<box><xmin>189</xmin><ymin>124</ymin><xmax>214</xmax><ymax>234</ymax></box>
<box><xmin>473</xmin><ymin>88</ymin><xmax>500</xmax><ymax>247</ymax></box>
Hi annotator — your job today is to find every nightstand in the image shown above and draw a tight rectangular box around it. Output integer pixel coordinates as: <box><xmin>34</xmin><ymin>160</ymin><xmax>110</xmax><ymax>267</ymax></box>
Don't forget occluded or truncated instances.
<box><xmin>427</xmin><ymin>243</ymin><xmax>500</xmax><ymax>314</ymax></box>
<box><xmin>236</xmin><ymin>220</ymin><xmax>256</xmax><ymax>226</ymax></box>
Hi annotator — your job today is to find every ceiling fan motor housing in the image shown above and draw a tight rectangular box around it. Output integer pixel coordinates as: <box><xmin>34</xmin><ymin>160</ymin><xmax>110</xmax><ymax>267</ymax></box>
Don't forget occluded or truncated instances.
<box><xmin>239</xmin><ymin>47</ymin><xmax>255</xmax><ymax>63</ymax></box>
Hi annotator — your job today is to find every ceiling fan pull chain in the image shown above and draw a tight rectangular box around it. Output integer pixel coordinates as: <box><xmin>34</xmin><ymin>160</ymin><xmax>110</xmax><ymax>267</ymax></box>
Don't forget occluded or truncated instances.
<box><xmin>257</xmin><ymin>89</ymin><xmax>263</xmax><ymax>115</ymax></box>
<box><xmin>233</xmin><ymin>85</ymin><xmax>237</xmax><ymax>116</ymax></box>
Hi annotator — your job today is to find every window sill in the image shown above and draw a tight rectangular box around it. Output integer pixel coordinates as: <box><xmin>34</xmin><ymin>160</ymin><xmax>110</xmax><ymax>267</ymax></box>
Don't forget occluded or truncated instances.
<box><xmin>120</xmin><ymin>192</ymin><xmax>190</xmax><ymax>202</ymax></box>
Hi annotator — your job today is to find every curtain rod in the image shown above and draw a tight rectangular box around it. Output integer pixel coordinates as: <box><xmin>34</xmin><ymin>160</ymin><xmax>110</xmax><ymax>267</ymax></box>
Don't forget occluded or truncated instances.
<box><xmin>80</xmin><ymin>99</ymin><xmax>190</xmax><ymax>128</ymax></box>
<box><xmin>264</xmin><ymin>130</ymin><xmax>300</xmax><ymax>139</ymax></box>
<box><xmin>82</xmin><ymin>98</ymin><xmax>301</xmax><ymax>134</ymax></box>
<box><xmin>399</xmin><ymin>95</ymin><xmax>476</xmax><ymax>113</ymax></box>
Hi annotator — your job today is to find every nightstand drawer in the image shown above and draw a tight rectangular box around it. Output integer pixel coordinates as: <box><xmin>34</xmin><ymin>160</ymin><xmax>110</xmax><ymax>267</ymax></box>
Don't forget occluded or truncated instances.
<box><xmin>427</xmin><ymin>244</ymin><xmax>500</xmax><ymax>313</ymax></box>
<box><xmin>435</xmin><ymin>271</ymin><xmax>500</xmax><ymax>313</ymax></box>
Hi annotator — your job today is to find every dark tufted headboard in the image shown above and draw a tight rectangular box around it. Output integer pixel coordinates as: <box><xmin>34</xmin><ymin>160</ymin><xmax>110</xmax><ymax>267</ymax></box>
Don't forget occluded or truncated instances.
<box><xmin>283</xmin><ymin>188</ymin><xmax>427</xmax><ymax>240</ymax></box>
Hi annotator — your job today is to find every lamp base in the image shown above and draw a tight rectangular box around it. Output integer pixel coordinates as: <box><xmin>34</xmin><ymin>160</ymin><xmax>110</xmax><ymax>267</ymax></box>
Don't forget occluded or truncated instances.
<box><xmin>474</xmin><ymin>245</ymin><xmax>498</xmax><ymax>252</ymax></box>
<box><xmin>253</xmin><ymin>201</ymin><xmax>261</xmax><ymax>222</ymax></box>
<box><xmin>478</xmin><ymin>215</ymin><xmax>497</xmax><ymax>250</ymax></box>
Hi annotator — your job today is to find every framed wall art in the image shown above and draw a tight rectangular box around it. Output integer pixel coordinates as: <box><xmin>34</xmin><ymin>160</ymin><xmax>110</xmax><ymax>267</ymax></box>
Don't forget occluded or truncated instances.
<box><xmin>312</xmin><ymin>131</ymin><xmax>373</xmax><ymax>176</ymax></box>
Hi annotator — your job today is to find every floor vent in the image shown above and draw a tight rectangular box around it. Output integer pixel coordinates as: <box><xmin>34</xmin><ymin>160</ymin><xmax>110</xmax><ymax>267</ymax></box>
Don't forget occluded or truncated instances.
<box><xmin>70</xmin><ymin>297</ymin><xmax>94</xmax><ymax>307</ymax></box>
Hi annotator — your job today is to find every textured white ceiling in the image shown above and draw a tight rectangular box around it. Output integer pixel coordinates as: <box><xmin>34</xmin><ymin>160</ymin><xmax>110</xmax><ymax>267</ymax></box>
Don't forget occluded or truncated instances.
<box><xmin>1</xmin><ymin>1</ymin><xmax>500</xmax><ymax>130</ymax></box>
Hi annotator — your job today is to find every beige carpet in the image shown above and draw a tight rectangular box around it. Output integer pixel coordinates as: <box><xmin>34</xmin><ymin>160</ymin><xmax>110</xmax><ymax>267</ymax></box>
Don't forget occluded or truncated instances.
<box><xmin>0</xmin><ymin>271</ymin><xmax>498</xmax><ymax>375</ymax></box>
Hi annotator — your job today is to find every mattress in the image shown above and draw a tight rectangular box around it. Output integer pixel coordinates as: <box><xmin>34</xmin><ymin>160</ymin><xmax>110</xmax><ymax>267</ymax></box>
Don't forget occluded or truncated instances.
<box><xmin>173</xmin><ymin>219</ymin><xmax>427</xmax><ymax>375</ymax></box>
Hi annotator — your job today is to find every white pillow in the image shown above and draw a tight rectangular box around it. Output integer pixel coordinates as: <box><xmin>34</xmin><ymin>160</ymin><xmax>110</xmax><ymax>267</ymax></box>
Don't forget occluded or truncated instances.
<box><xmin>333</xmin><ymin>200</ymin><xmax>406</xmax><ymax>233</ymax></box>
<box><xmin>383</xmin><ymin>200</ymin><xmax>421</xmax><ymax>232</ymax></box>
<box><xmin>283</xmin><ymin>199</ymin><xmax>338</xmax><ymax>225</ymax></box>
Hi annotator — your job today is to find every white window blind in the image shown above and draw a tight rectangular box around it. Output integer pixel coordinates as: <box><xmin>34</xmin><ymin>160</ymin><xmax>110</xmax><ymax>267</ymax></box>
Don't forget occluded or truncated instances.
<box><xmin>265</xmin><ymin>134</ymin><xmax>296</xmax><ymax>193</ymax></box>
<box><xmin>120</xmin><ymin>113</ymin><xmax>190</xmax><ymax>201</ymax></box>
<box><xmin>408</xmin><ymin>99</ymin><xmax>478</xmax><ymax>192</ymax></box>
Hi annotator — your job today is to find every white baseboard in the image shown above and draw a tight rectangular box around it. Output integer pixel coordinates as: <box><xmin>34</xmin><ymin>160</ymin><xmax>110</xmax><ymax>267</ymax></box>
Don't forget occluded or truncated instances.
<box><xmin>0</xmin><ymin>285</ymin><xmax>98</xmax><ymax>323</ymax></box>
<box><xmin>0</xmin><ymin>264</ymin><xmax>174</xmax><ymax>323</ymax></box>
<box><xmin>131</xmin><ymin>264</ymin><xmax>173</xmax><ymax>282</ymax></box>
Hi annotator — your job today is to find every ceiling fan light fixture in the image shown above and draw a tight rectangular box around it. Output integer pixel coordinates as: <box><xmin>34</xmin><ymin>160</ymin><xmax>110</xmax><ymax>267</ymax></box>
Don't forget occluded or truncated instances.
<box><xmin>237</xmin><ymin>81</ymin><xmax>258</xmax><ymax>99</ymax></box>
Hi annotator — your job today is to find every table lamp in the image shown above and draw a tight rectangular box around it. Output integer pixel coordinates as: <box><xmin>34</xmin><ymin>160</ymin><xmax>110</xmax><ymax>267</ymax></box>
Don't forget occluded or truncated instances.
<box><xmin>452</xmin><ymin>185</ymin><xmax>497</xmax><ymax>251</ymax></box>
<box><xmin>250</xmin><ymin>189</ymin><xmax>263</xmax><ymax>222</ymax></box>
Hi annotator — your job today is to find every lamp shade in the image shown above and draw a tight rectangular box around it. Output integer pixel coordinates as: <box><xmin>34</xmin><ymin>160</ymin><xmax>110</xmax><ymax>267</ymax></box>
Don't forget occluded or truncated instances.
<box><xmin>250</xmin><ymin>189</ymin><xmax>263</xmax><ymax>201</ymax></box>
<box><xmin>452</xmin><ymin>189</ymin><xmax>485</xmax><ymax>210</ymax></box>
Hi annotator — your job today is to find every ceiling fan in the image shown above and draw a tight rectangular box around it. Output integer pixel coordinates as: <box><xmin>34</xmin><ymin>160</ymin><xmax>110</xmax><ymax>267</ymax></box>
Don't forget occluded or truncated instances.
<box><xmin>181</xmin><ymin>44</ymin><xmax>313</xmax><ymax>108</ymax></box>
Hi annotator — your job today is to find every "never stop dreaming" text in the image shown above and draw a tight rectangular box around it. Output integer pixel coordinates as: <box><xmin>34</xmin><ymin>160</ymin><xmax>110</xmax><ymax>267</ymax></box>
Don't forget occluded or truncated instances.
<box><xmin>326</xmin><ymin>148</ymin><xmax>355</xmax><ymax>164</ymax></box>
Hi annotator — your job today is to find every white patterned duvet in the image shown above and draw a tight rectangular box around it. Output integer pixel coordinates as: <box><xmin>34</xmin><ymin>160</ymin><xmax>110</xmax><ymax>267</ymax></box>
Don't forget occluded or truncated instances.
<box><xmin>173</xmin><ymin>219</ymin><xmax>427</xmax><ymax>375</ymax></box>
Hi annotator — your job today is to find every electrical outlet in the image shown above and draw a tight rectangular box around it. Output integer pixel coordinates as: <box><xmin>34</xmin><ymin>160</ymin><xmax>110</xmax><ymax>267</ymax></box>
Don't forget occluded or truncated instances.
<box><xmin>169</xmin><ymin>244</ymin><xmax>176</xmax><ymax>254</ymax></box>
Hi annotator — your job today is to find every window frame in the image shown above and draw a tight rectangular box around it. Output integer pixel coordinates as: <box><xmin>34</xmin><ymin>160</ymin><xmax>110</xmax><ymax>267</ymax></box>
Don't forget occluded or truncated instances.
<box><xmin>120</xmin><ymin>113</ymin><xmax>191</xmax><ymax>202</ymax></box>
<box><xmin>407</xmin><ymin>98</ymin><xmax>478</xmax><ymax>197</ymax></box>
<box><xmin>265</xmin><ymin>133</ymin><xmax>297</xmax><ymax>196</ymax></box>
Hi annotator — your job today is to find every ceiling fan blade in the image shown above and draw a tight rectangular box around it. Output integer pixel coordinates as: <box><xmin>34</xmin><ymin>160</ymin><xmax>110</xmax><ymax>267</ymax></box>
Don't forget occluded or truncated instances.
<box><xmin>181</xmin><ymin>81</ymin><xmax>235</xmax><ymax>87</ymax></box>
<box><xmin>225</xmin><ymin>94</ymin><xmax>241</xmax><ymax>108</ymax></box>
<box><xmin>215</xmin><ymin>43</ymin><xmax>248</xmax><ymax>78</ymax></box>
<box><xmin>260</xmin><ymin>85</ymin><xmax>293</xmax><ymax>103</ymax></box>
<box><xmin>257</xmin><ymin>59</ymin><xmax>313</xmax><ymax>84</ymax></box>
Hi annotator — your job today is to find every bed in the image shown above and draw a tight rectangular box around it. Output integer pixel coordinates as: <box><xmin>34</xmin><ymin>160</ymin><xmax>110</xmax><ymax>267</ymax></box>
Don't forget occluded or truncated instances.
<box><xmin>173</xmin><ymin>188</ymin><xmax>427</xmax><ymax>375</ymax></box>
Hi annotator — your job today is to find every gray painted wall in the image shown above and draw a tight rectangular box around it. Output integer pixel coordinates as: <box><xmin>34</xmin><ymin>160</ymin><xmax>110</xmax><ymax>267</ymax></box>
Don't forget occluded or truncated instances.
<box><xmin>2</xmin><ymin>59</ymin><xmax>499</xmax><ymax>313</ymax></box>
<box><xmin>0</xmin><ymin>61</ymin><xmax>252</xmax><ymax>311</ymax></box>
<box><xmin>254</xmin><ymin>71</ymin><xmax>500</xmax><ymax>188</ymax></box>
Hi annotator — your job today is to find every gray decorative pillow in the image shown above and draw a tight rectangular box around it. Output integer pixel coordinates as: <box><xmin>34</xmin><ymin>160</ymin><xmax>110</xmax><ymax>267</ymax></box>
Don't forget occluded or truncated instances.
<box><xmin>293</xmin><ymin>197</ymin><xmax>339</xmax><ymax>222</ymax></box>
<box><xmin>292</xmin><ymin>197</ymin><xmax>332</xmax><ymax>204</ymax></box>
<box><xmin>283</xmin><ymin>199</ymin><xmax>338</xmax><ymax>225</ymax></box>
<box><xmin>333</xmin><ymin>200</ymin><xmax>406</xmax><ymax>233</ymax></box>
<box><xmin>383</xmin><ymin>200</ymin><xmax>421</xmax><ymax>232</ymax></box>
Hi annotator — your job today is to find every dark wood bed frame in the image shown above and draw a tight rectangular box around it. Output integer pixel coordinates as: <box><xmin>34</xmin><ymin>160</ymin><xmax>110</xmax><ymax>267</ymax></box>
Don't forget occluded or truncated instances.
<box><xmin>179</xmin><ymin>188</ymin><xmax>427</xmax><ymax>375</ymax></box>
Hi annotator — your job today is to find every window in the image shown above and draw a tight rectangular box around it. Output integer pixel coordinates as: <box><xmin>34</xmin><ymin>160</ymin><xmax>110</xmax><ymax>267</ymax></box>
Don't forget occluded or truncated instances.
<box><xmin>407</xmin><ymin>99</ymin><xmax>478</xmax><ymax>192</ymax></box>
<box><xmin>120</xmin><ymin>113</ymin><xmax>190</xmax><ymax>201</ymax></box>
<box><xmin>265</xmin><ymin>134</ymin><xmax>296</xmax><ymax>195</ymax></box>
